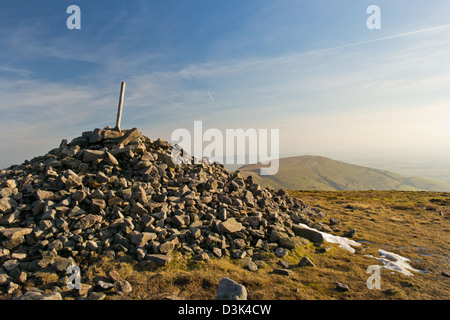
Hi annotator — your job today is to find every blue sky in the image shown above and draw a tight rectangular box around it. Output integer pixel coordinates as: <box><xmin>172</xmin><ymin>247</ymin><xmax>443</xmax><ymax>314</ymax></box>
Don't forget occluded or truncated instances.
<box><xmin>1</xmin><ymin>0</ymin><xmax>450</xmax><ymax>170</ymax></box>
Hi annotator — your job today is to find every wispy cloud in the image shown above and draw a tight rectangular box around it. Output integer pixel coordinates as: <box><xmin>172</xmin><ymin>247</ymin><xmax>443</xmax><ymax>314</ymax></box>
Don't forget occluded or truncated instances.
<box><xmin>1</xmin><ymin>1</ymin><xmax>450</xmax><ymax>169</ymax></box>
<box><xmin>208</xmin><ymin>90</ymin><xmax>215</xmax><ymax>102</ymax></box>
<box><xmin>0</xmin><ymin>64</ymin><xmax>32</xmax><ymax>78</ymax></box>
<box><xmin>329</xmin><ymin>23</ymin><xmax>450</xmax><ymax>50</ymax></box>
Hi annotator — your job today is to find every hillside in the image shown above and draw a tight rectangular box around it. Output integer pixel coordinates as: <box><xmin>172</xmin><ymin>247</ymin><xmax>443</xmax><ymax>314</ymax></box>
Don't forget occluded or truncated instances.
<box><xmin>1</xmin><ymin>128</ymin><xmax>448</xmax><ymax>303</ymax></box>
<box><xmin>237</xmin><ymin>155</ymin><xmax>450</xmax><ymax>192</ymax></box>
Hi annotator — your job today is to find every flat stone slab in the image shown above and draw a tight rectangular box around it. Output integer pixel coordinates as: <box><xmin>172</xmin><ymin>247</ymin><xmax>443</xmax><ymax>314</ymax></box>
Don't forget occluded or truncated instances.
<box><xmin>0</xmin><ymin>228</ymin><xmax>33</xmax><ymax>240</ymax></box>
<box><xmin>146</xmin><ymin>254</ymin><xmax>172</xmax><ymax>266</ymax></box>
<box><xmin>292</xmin><ymin>225</ymin><xmax>324</xmax><ymax>244</ymax></box>
<box><xmin>219</xmin><ymin>218</ymin><xmax>243</xmax><ymax>234</ymax></box>
<box><xmin>272</xmin><ymin>268</ymin><xmax>293</xmax><ymax>276</ymax></box>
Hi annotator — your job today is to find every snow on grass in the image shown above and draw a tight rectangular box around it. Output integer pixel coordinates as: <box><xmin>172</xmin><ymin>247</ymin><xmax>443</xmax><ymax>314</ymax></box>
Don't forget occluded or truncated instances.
<box><xmin>298</xmin><ymin>223</ymin><xmax>361</xmax><ymax>253</ymax></box>
<box><xmin>365</xmin><ymin>249</ymin><xmax>422</xmax><ymax>276</ymax></box>
<box><xmin>297</xmin><ymin>224</ymin><xmax>421</xmax><ymax>276</ymax></box>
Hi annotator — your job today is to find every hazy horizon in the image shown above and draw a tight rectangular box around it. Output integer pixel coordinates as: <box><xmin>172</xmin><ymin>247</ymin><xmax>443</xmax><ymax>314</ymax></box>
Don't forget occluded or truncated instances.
<box><xmin>224</xmin><ymin>152</ymin><xmax>450</xmax><ymax>185</ymax></box>
<box><xmin>1</xmin><ymin>1</ymin><xmax>450</xmax><ymax>183</ymax></box>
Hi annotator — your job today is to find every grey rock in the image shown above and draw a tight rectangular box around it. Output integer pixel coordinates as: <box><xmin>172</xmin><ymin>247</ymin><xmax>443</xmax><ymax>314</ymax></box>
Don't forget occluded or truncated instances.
<box><xmin>83</xmin><ymin>149</ymin><xmax>104</xmax><ymax>162</ymax></box>
<box><xmin>78</xmin><ymin>283</ymin><xmax>93</xmax><ymax>297</ymax></box>
<box><xmin>159</xmin><ymin>241</ymin><xmax>174</xmax><ymax>254</ymax></box>
<box><xmin>62</xmin><ymin>157</ymin><xmax>81</xmax><ymax>170</ymax></box>
<box><xmin>105</xmin><ymin>152</ymin><xmax>119</xmax><ymax>166</ymax></box>
<box><xmin>116</xmin><ymin>128</ymin><xmax>141</xmax><ymax>146</ymax></box>
<box><xmin>171</xmin><ymin>215</ymin><xmax>190</xmax><ymax>228</ymax></box>
<box><xmin>232</xmin><ymin>238</ymin><xmax>246</xmax><ymax>250</ymax></box>
<box><xmin>0</xmin><ymin>227</ymin><xmax>33</xmax><ymax>240</ymax></box>
<box><xmin>279</xmin><ymin>236</ymin><xmax>308</xmax><ymax>249</ymax></box>
<box><xmin>96</xmin><ymin>172</ymin><xmax>110</xmax><ymax>183</ymax></box>
<box><xmin>2</xmin><ymin>236</ymin><xmax>26</xmax><ymax>250</ymax></box>
<box><xmin>86</xmin><ymin>240</ymin><xmax>99</xmax><ymax>251</ymax></box>
<box><xmin>272</xmin><ymin>268</ymin><xmax>293</xmax><ymax>276</ymax></box>
<box><xmin>0</xmin><ymin>197</ymin><xmax>17</xmax><ymax>213</ymax></box>
<box><xmin>71</xmin><ymin>190</ymin><xmax>86</xmax><ymax>202</ymax></box>
<box><xmin>216</xmin><ymin>277</ymin><xmax>247</xmax><ymax>300</ymax></box>
<box><xmin>0</xmin><ymin>247</ymin><xmax>10</xmax><ymax>259</ymax></box>
<box><xmin>40</xmin><ymin>292</ymin><xmax>63</xmax><ymax>300</ymax></box>
<box><xmin>68</xmin><ymin>206</ymin><xmax>86</xmax><ymax>218</ymax></box>
<box><xmin>73</xmin><ymin>214</ymin><xmax>102</xmax><ymax>230</ymax></box>
<box><xmin>0</xmin><ymin>273</ymin><xmax>9</xmax><ymax>286</ymax></box>
<box><xmin>53</xmin><ymin>257</ymin><xmax>75</xmax><ymax>272</ymax></box>
<box><xmin>246</xmin><ymin>261</ymin><xmax>258</xmax><ymax>271</ymax></box>
<box><xmin>212</xmin><ymin>247</ymin><xmax>222</xmax><ymax>258</ymax></box>
<box><xmin>329</xmin><ymin>217</ymin><xmax>340</xmax><ymax>225</ymax></box>
<box><xmin>343</xmin><ymin>229</ymin><xmax>356</xmax><ymax>238</ymax></box>
<box><xmin>131</xmin><ymin>202</ymin><xmax>148</xmax><ymax>215</ymax></box>
<box><xmin>109</xmin><ymin>270</ymin><xmax>123</xmax><ymax>282</ymax></box>
<box><xmin>194</xmin><ymin>252</ymin><xmax>210</xmax><ymax>261</ymax></box>
<box><xmin>114</xmin><ymin>280</ymin><xmax>132</xmax><ymax>296</ymax></box>
<box><xmin>35</xmin><ymin>190</ymin><xmax>54</xmax><ymax>201</ymax></box>
<box><xmin>37</xmin><ymin>252</ymin><xmax>55</xmax><ymax>269</ymax></box>
<box><xmin>0</xmin><ymin>187</ymin><xmax>13</xmax><ymax>199</ymax></box>
<box><xmin>298</xmin><ymin>257</ymin><xmax>315</xmax><ymax>267</ymax></box>
<box><xmin>3</xmin><ymin>259</ymin><xmax>19</xmax><ymax>272</ymax></box>
<box><xmin>218</xmin><ymin>208</ymin><xmax>227</xmax><ymax>221</ymax></box>
<box><xmin>87</xmin><ymin>292</ymin><xmax>106</xmax><ymax>300</ymax></box>
<box><xmin>65</xmin><ymin>174</ymin><xmax>83</xmax><ymax>189</ymax></box>
<box><xmin>97</xmin><ymin>280</ymin><xmax>114</xmax><ymax>290</ymax></box>
<box><xmin>316</xmin><ymin>246</ymin><xmax>332</xmax><ymax>253</ymax></box>
<box><xmin>1</xmin><ymin>209</ymin><xmax>21</xmax><ymax>225</ymax></box>
<box><xmin>292</xmin><ymin>225</ymin><xmax>324</xmax><ymax>244</ymax></box>
<box><xmin>189</xmin><ymin>227</ymin><xmax>201</xmax><ymax>239</ymax></box>
<box><xmin>91</xmin><ymin>198</ymin><xmax>106</xmax><ymax>211</ymax></box>
<box><xmin>129</xmin><ymin>231</ymin><xmax>156</xmax><ymax>246</ymax></box>
<box><xmin>275</xmin><ymin>247</ymin><xmax>288</xmax><ymax>258</ymax></box>
<box><xmin>278</xmin><ymin>260</ymin><xmax>291</xmax><ymax>269</ymax></box>
<box><xmin>14</xmin><ymin>291</ymin><xmax>44</xmax><ymax>300</ymax></box>
<box><xmin>219</xmin><ymin>218</ymin><xmax>243</xmax><ymax>234</ymax></box>
<box><xmin>243</xmin><ymin>190</ymin><xmax>254</xmax><ymax>204</ymax></box>
<box><xmin>7</xmin><ymin>281</ymin><xmax>19</xmax><ymax>294</ymax></box>
<box><xmin>11</xmin><ymin>270</ymin><xmax>27</xmax><ymax>284</ymax></box>
<box><xmin>335</xmin><ymin>282</ymin><xmax>350</xmax><ymax>292</ymax></box>
<box><xmin>246</xmin><ymin>215</ymin><xmax>261</xmax><ymax>228</ymax></box>
<box><xmin>146</xmin><ymin>254</ymin><xmax>172</xmax><ymax>266</ymax></box>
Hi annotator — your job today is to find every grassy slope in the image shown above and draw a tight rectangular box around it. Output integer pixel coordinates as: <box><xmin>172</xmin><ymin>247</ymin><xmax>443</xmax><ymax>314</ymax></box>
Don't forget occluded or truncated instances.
<box><xmin>19</xmin><ymin>191</ymin><xmax>448</xmax><ymax>301</ymax></box>
<box><xmin>238</xmin><ymin>155</ymin><xmax>450</xmax><ymax>192</ymax></box>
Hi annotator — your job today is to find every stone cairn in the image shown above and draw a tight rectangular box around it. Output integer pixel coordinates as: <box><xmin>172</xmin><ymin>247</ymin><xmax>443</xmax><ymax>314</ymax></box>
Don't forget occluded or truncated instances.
<box><xmin>0</xmin><ymin>84</ymin><xmax>329</xmax><ymax>300</ymax></box>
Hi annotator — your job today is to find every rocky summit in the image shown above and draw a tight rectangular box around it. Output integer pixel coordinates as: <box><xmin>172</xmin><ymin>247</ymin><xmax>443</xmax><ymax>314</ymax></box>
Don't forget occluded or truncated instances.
<box><xmin>0</xmin><ymin>127</ymin><xmax>328</xmax><ymax>300</ymax></box>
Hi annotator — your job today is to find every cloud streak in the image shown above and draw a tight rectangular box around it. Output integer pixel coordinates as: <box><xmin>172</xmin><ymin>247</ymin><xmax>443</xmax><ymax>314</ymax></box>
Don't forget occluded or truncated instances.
<box><xmin>1</xmin><ymin>2</ymin><xmax>450</xmax><ymax>171</ymax></box>
<box><xmin>330</xmin><ymin>23</ymin><xmax>450</xmax><ymax>50</ymax></box>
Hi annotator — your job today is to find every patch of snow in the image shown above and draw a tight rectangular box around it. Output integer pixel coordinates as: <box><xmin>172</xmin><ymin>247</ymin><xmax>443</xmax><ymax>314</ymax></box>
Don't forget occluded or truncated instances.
<box><xmin>366</xmin><ymin>249</ymin><xmax>421</xmax><ymax>276</ymax></box>
<box><xmin>298</xmin><ymin>223</ymin><xmax>362</xmax><ymax>253</ymax></box>
<box><xmin>297</xmin><ymin>224</ymin><xmax>422</xmax><ymax>277</ymax></box>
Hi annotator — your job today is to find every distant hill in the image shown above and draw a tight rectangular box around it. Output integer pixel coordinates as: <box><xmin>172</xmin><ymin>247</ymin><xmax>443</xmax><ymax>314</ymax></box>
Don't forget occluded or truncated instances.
<box><xmin>237</xmin><ymin>155</ymin><xmax>450</xmax><ymax>192</ymax></box>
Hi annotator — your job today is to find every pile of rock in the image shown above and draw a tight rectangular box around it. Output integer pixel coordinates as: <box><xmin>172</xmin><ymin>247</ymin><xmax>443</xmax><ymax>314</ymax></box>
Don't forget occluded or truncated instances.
<box><xmin>0</xmin><ymin>127</ymin><xmax>327</xmax><ymax>299</ymax></box>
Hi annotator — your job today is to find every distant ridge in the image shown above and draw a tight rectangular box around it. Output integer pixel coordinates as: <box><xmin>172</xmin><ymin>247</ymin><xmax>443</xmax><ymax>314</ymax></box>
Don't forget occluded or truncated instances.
<box><xmin>237</xmin><ymin>155</ymin><xmax>450</xmax><ymax>192</ymax></box>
